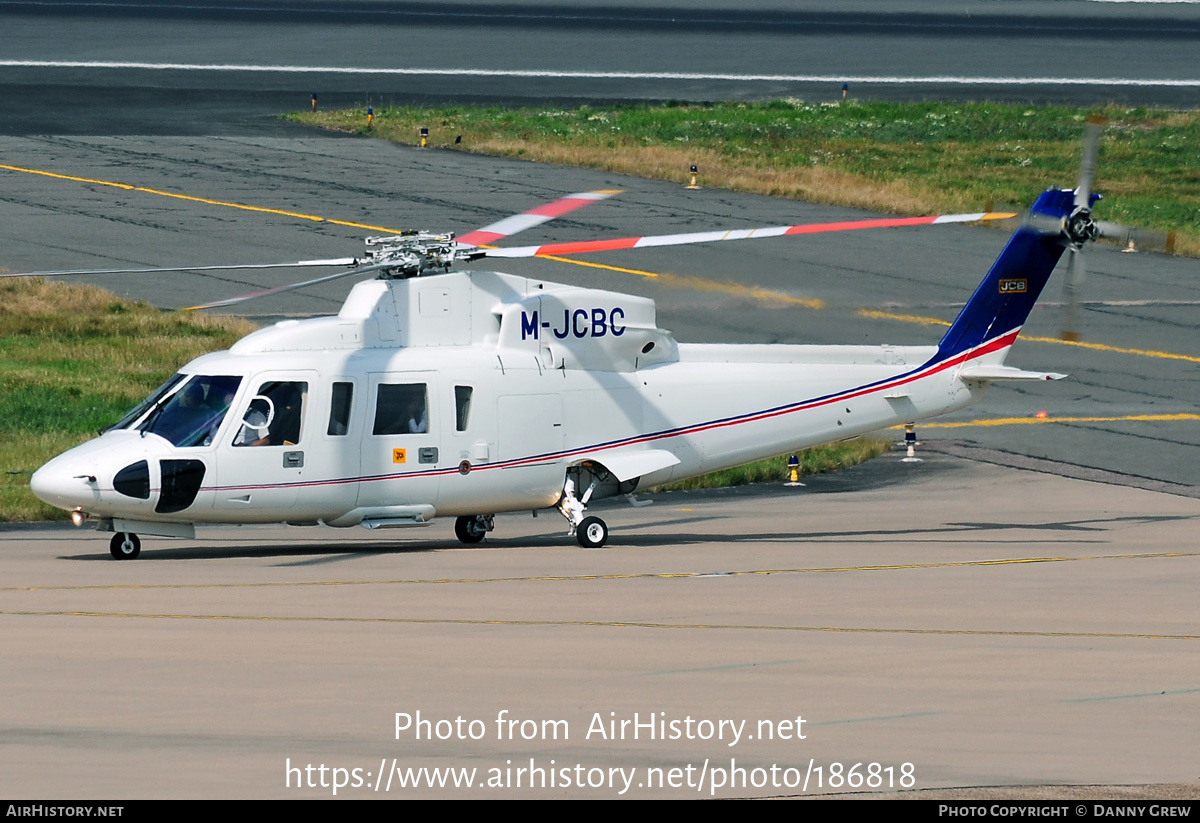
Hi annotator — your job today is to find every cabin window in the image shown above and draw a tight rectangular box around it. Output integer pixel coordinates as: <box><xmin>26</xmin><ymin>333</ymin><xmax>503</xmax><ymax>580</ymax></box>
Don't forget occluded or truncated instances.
<box><xmin>234</xmin><ymin>381</ymin><xmax>307</xmax><ymax>447</ymax></box>
<box><xmin>327</xmin><ymin>382</ymin><xmax>353</xmax><ymax>436</ymax></box>
<box><xmin>455</xmin><ymin>386</ymin><xmax>473</xmax><ymax>432</ymax></box>
<box><xmin>373</xmin><ymin>383</ymin><xmax>428</xmax><ymax>435</ymax></box>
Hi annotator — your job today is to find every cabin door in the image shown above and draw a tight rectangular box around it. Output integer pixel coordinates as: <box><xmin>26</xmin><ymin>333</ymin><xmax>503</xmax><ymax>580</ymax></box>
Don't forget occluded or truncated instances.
<box><xmin>213</xmin><ymin>372</ymin><xmax>314</xmax><ymax>516</ymax></box>
<box><xmin>356</xmin><ymin>373</ymin><xmax>442</xmax><ymax>508</ymax></box>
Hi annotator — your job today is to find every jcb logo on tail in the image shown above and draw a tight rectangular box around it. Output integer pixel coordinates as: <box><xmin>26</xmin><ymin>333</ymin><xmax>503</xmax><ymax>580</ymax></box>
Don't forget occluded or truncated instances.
<box><xmin>520</xmin><ymin>308</ymin><xmax>627</xmax><ymax>341</ymax></box>
<box><xmin>999</xmin><ymin>279</ymin><xmax>1028</xmax><ymax>294</ymax></box>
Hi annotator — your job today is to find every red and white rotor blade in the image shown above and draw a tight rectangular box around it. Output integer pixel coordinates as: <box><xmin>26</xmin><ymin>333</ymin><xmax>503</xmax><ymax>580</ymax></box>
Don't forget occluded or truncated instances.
<box><xmin>483</xmin><ymin>211</ymin><xmax>1016</xmax><ymax>258</ymax></box>
<box><xmin>456</xmin><ymin>189</ymin><xmax>622</xmax><ymax>247</ymax></box>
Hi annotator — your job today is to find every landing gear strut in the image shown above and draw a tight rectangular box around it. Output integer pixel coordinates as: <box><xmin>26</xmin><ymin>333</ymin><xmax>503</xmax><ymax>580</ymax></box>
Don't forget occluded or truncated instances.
<box><xmin>110</xmin><ymin>532</ymin><xmax>141</xmax><ymax>560</ymax></box>
<box><xmin>454</xmin><ymin>514</ymin><xmax>493</xmax><ymax>544</ymax></box>
<box><xmin>558</xmin><ymin>474</ymin><xmax>608</xmax><ymax>548</ymax></box>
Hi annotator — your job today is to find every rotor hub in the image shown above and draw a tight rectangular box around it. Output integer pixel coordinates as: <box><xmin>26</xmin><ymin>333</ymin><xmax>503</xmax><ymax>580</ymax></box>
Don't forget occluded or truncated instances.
<box><xmin>364</xmin><ymin>231</ymin><xmax>462</xmax><ymax>278</ymax></box>
<box><xmin>1065</xmin><ymin>207</ymin><xmax>1099</xmax><ymax>246</ymax></box>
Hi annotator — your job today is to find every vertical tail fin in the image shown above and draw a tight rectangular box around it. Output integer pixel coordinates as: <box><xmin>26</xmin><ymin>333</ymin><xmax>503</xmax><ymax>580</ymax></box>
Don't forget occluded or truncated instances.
<box><xmin>935</xmin><ymin>189</ymin><xmax>1074</xmax><ymax>363</ymax></box>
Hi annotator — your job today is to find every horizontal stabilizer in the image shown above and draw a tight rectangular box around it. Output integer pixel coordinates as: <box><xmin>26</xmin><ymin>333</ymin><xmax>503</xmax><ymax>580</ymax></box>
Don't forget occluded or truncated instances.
<box><xmin>959</xmin><ymin>365</ymin><xmax>1067</xmax><ymax>382</ymax></box>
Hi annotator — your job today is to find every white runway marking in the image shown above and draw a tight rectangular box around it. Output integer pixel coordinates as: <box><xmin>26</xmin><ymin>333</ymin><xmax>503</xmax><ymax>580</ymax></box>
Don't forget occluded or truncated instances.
<box><xmin>3</xmin><ymin>61</ymin><xmax>1199</xmax><ymax>86</ymax></box>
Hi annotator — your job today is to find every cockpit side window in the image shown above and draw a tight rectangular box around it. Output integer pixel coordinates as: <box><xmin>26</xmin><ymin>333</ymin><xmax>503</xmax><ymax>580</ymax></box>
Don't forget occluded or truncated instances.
<box><xmin>136</xmin><ymin>375</ymin><xmax>242</xmax><ymax>448</ymax></box>
<box><xmin>234</xmin><ymin>381</ymin><xmax>307</xmax><ymax>447</ymax></box>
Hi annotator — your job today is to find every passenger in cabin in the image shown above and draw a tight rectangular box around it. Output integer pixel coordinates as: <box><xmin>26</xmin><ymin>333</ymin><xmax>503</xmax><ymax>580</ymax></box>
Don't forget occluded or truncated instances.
<box><xmin>274</xmin><ymin>384</ymin><xmax>305</xmax><ymax>445</ymax></box>
<box><xmin>372</xmin><ymin>383</ymin><xmax>427</xmax><ymax>436</ymax></box>
<box><xmin>406</xmin><ymin>397</ymin><xmax>427</xmax><ymax>433</ymax></box>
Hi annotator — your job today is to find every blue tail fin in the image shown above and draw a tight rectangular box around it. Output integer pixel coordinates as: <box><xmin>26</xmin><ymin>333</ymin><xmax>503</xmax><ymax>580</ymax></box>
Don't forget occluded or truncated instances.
<box><xmin>934</xmin><ymin>189</ymin><xmax>1074</xmax><ymax>362</ymax></box>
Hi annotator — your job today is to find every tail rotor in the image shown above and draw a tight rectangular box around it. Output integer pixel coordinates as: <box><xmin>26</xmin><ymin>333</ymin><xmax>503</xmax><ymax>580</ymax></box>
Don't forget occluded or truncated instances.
<box><xmin>1058</xmin><ymin>114</ymin><xmax>1105</xmax><ymax>342</ymax></box>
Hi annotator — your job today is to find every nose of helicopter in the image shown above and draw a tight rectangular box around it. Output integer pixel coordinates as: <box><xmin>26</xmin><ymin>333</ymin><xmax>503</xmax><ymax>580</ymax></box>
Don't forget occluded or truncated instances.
<box><xmin>30</xmin><ymin>453</ymin><xmax>98</xmax><ymax>511</ymax></box>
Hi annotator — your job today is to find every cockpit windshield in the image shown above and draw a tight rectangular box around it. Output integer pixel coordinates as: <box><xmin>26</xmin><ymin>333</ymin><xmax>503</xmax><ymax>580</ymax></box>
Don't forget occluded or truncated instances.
<box><xmin>123</xmin><ymin>374</ymin><xmax>243</xmax><ymax>447</ymax></box>
<box><xmin>106</xmin><ymin>374</ymin><xmax>186</xmax><ymax>434</ymax></box>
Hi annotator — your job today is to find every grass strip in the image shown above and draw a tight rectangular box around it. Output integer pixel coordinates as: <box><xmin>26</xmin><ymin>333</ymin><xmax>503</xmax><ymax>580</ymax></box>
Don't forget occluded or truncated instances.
<box><xmin>650</xmin><ymin>438</ymin><xmax>891</xmax><ymax>492</ymax></box>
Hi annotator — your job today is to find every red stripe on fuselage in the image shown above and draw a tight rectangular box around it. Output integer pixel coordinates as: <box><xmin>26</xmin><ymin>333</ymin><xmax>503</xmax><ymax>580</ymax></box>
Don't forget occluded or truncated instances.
<box><xmin>200</xmin><ymin>331</ymin><xmax>1018</xmax><ymax>494</ymax></box>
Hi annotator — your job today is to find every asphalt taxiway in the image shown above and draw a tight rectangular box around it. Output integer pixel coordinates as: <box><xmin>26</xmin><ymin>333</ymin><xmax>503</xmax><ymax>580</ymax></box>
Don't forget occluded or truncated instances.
<box><xmin>4</xmin><ymin>455</ymin><xmax>1200</xmax><ymax>798</ymax></box>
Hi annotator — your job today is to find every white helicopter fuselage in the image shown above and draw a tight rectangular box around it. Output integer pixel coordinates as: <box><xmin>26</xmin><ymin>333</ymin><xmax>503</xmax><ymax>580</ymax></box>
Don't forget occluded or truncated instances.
<box><xmin>31</xmin><ymin>270</ymin><xmax>994</xmax><ymax>538</ymax></box>
<box><xmin>32</xmin><ymin>185</ymin><xmax>1076</xmax><ymax>552</ymax></box>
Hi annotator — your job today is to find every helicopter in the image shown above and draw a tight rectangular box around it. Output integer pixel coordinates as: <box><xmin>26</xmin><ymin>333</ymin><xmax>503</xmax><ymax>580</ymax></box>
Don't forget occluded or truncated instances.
<box><xmin>23</xmin><ymin>124</ymin><xmax>1121</xmax><ymax>559</ymax></box>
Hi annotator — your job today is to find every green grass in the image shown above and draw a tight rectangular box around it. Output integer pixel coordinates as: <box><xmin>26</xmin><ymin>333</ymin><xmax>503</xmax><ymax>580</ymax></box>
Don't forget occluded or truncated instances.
<box><xmin>649</xmin><ymin>438</ymin><xmax>892</xmax><ymax>492</ymax></box>
<box><xmin>288</xmin><ymin>100</ymin><xmax>1200</xmax><ymax>254</ymax></box>
<box><xmin>0</xmin><ymin>279</ymin><xmax>255</xmax><ymax>521</ymax></box>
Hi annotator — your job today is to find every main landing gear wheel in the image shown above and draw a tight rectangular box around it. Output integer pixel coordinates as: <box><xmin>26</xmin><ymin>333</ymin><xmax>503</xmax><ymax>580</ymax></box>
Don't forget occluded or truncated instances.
<box><xmin>454</xmin><ymin>515</ymin><xmax>488</xmax><ymax>544</ymax></box>
<box><xmin>559</xmin><ymin>472</ymin><xmax>611</xmax><ymax>549</ymax></box>
<box><xmin>576</xmin><ymin>516</ymin><xmax>608</xmax><ymax>549</ymax></box>
<box><xmin>110</xmin><ymin>532</ymin><xmax>141</xmax><ymax>560</ymax></box>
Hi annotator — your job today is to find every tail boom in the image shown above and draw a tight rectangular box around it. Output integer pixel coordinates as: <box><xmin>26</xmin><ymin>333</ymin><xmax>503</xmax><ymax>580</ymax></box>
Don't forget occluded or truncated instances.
<box><xmin>934</xmin><ymin>189</ymin><xmax>1074</xmax><ymax>364</ymax></box>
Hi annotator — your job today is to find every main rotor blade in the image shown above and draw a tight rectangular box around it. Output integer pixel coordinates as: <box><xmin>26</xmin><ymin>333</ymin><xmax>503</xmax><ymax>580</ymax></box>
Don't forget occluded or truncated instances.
<box><xmin>482</xmin><ymin>211</ymin><xmax>1016</xmax><ymax>258</ymax></box>
<box><xmin>182</xmin><ymin>260</ymin><xmax>396</xmax><ymax>311</ymax></box>
<box><xmin>0</xmin><ymin>258</ymin><xmax>358</xmax><ymax>279</ymax></box>
<box><xmin>456</xmin><ymin>189</ymin><xmax>622</xmax><ymax>247</ymax></box>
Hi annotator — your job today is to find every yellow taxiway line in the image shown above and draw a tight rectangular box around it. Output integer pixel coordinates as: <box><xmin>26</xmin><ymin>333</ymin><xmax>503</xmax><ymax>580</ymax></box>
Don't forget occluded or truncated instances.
<box><xmin>858</xmin><ymin>309</ymin><xmax>1200</xmax><ymax>365</ymax></box>
<box><xmin>906</xmin><ymin>413</ymin><xmax>1200</xmax><ymax>430</ymax></box>
<box><xmin>0</xmin><ymin>162</ymin><xmax>404</xmax><ymax>234</ymax></box>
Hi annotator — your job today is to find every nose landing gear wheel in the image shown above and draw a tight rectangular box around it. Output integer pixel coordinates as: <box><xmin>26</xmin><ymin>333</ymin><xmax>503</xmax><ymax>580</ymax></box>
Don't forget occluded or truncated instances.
<box><xmin>110</xmin><ymin>532</ymin><xmax>141</xmax><ymax>560</ymax></box>
<box><xmin>576</xmin><ymin>516</ymin><xmax>608</xmax><ymax>549</ymax></box>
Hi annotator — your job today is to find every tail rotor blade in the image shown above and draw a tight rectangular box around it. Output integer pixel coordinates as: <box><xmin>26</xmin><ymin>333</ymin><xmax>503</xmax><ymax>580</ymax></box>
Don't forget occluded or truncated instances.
<box><xmin>1061</xmin><ymin>246</ymin><xmax>1087</xmax><ymax>342</ymax></box>
<box><xmin>1021</xmin><ymin>211</ymin><xmax>1067</xmax><ymax>237</ymax></box>
<box><xmin>1075</xmin><ymin>114</ymin><xmax>1106</xmax><ymax>210</ymax></box>
<box><xmin>1096</xmin><ymin>220</ymin><xmax>1176</xmax><ymax>255</ymax></box>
